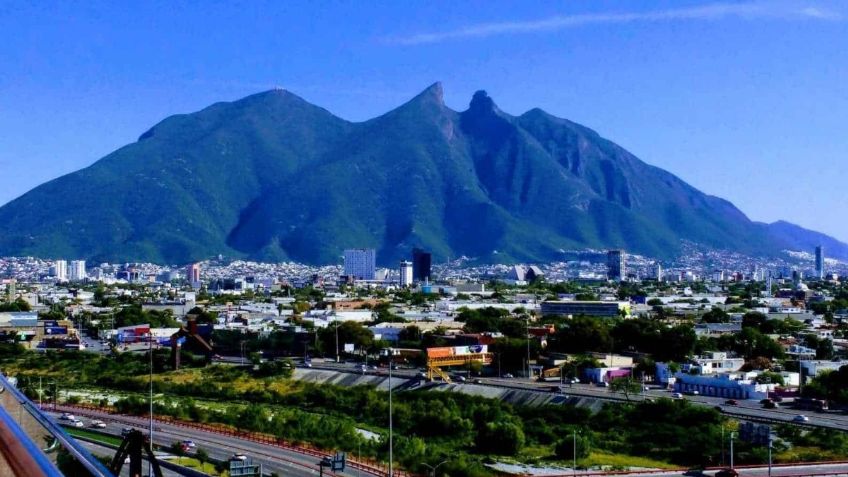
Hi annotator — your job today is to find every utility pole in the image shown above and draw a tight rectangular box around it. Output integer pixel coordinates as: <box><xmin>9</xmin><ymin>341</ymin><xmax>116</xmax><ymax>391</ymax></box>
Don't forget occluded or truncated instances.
<box><xmin>335</xmin><ymin>320</ymin><xmax>340</xmax><ymax>363</ymax></box>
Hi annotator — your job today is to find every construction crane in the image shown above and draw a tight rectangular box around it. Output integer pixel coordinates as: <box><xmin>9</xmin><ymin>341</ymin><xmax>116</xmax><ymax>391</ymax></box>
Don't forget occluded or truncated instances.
<box><xmin>425</xmin><ymin>346</ymin><xmax>492</xmax><ymax>383</ymax></box>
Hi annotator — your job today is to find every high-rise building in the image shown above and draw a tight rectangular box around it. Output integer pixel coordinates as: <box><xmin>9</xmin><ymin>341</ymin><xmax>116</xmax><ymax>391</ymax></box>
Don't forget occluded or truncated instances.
<box><xmin>606</xmin><ymin>250</ymin><xmax>625</xmax><ymax>281</ymax></box>
<box><xmin>412</xmin><ymin>248</ymin><xmax>431</xmax><ymax>283</ymax></box>
<box><xmin>815</xmin><ymin>245</ymin><xmax>824</xmax><ymax>280</ymax></box>
<box><xmin>3</xmin><ymin>279</ymin><xmax>15</xmax><ymax>302</ymax></box>
<box><xmin>655</xmin><ymin>263</ymin><xmax>663</xmax><ymax>282</ymax></box>
<box><xmin>765</xmin><ymin>272</ymin><xmax>773</xmax><ymax>298</ymax></box>
<box><xmin>399</xmin><ymin>261</ymin><xmax>413</xmax><ymax>287</ymax></box>
<box><xmin>69</xmin><ymin>260</ymin><xmax>86</xmax><ymax>281</ymax></box>
<box><xmin>53</xmin><ymin>260</ymin><xmax>67</xmax><ymax>281</ymax></box>
<box><xmin>186</xmin><ymin>263</ymin><xmax>202</xmax><ymax>289</ymax></box>
<box><xmin>344</xmin><ymin>249</ymin><xmax>376</xmax><ymax>280</ymax></box>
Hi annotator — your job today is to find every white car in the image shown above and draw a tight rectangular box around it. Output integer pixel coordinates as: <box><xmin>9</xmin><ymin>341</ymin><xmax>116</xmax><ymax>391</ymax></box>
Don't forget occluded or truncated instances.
<box><xmin>672</xmin><ymin>392</ymin><xmax>684</xmax><ymax>399</ymax></box>
<box><xmin>89</xmin><ymin>420</ymin><xmax>106</xmax><ymax>429</ymax></box>
<box><xmin>793</xmin><ymin>414</ymin><xmax>809</xmax><ymax>422</ymax></box>
<box><xmin>59</xmin><ymin>413</ymin><xmax>75</xmax><ymax>421</ymax></box>
<box><xmin>232</xmin><ymin>453</ymin><xmax>247</xmax><ymax>461</ymax></box>
<box><xmin>69</xmin><ymin>419</ymin><xmax>85</xmax><ymax>428</ymax></box>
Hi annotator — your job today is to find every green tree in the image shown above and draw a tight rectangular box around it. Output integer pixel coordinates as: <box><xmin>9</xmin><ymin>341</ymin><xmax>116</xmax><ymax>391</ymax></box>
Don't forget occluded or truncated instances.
<box><xmin>169</xmin><ymin>441</ymin><xmax>185</xmax><ymax>464</ymax></box>
<box><xmin>610</xmin><ymin>377</ymin><xmax>643</xmax><ymax>400</ymax></box>
<box><xmin>476</xmin><ymin>421</ymin><xmax>525</xmax><ymax>455</ymax></box>
<box><xmin>701</xmin><ymin>307</ymin><xmax>730</xmax><ymax>323</ymax></box>
<box><xmin>195</xmin><ymin>448</ymin><xmax>209</xmax><ymax>468</ymax></box>
<box><xmin>555</xmin><ymin>431</ymin><xmax>590</xmax><ymax>460</ymax></box>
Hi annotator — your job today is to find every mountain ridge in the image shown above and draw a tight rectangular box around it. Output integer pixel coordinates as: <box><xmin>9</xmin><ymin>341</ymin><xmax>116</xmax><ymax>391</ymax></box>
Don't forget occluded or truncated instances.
<box><xmin>0</xmin><ymin>84</ymin><xmax>844</xmax><ymax>265</ymax></box>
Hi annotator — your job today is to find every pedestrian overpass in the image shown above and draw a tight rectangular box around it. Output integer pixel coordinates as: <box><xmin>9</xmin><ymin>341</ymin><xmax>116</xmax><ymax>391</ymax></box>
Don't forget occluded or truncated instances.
<box><xmin>425</xmin><ymin>346</ymin><xmax>492</xmax><ymax>383</ymax></box>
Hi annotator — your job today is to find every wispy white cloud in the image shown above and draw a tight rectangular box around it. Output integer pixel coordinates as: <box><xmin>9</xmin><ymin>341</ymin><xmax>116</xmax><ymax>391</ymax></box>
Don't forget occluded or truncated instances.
<box><xmin>387</xmin><ymin>2</ymin><xmax>843</xmax><ymax>45</ymax></box>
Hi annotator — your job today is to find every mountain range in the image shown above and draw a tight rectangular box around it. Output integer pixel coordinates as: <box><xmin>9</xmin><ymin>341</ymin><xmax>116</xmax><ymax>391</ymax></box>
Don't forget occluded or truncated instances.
<box><xmin>0</xmin><ymin>82</ymin><xmax>844</xmax><ymax>265</ymax></box>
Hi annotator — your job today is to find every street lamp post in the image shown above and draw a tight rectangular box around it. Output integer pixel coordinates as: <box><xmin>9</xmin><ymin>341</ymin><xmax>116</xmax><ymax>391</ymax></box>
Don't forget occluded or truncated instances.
<box><xmin>526</xmin><ymin>317</ymin><xmax>531</xmax><ymax>379</ymax></box>
<box><xmin>768</xmin><ymin>434</ymin><xmax>773</xmax><ymax>477</ymax></box>
<box><xmin>148</xmin><ymin>333</ymin><xmax>154</xmax><ymax>477</ymax></box>
<box><xmin>730</xmin><ymin>431</ymin><xmax>735</xmax><ymax>470</ymax></box>
<box><xmin>335</xmin><ymin>320</ymin><xmax>340</xmax><ymax>363</ymax></box>
<box><xmin>421</xmin><ymin>460</ymin><xmax>448</xmax><ymax>477</ymax></box>
<box><xmin>572</xmin><ymin>429</ymin><xmax>578</xmax><ymax>477</ymax></box>
<box><xmin>388</xmin><ymin>353</ymin><xmax>393</xmax><ymax>477</ymax></box>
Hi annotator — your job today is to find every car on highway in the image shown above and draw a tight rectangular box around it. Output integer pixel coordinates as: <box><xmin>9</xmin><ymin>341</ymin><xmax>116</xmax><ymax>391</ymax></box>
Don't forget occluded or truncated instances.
<box><xmin>596</xmin><ymin>381</ymin><xmax>610</xmax><ymax>387</ymax></box>
<box><xmin>231</xmin><ymin>453</ymin><xmax>247</xmax><ymax>461</ymax></box>
<box><xmin>501</xmin><ymin>373</ymin><xmax>514</xmax><ymax>379</ymax></box>
<box><xmin>724</xmin><ymin>399</ymin><xmax>739</xmax><ymax>406</ymax></box>
<box><xmin>473</xmin><ymin>378</ymin><xmax>482</xmax><ymax>384</ymax></box>
<box><xmin>89</xmin><ymin>420</ymin><xmax>106</xmax><ymax>429</ymax></box>
<box><xmin>763</xmin><ymin>401</ymin><xmax>779</xmax><ymax>409</ymax></box>
<box><xmin>672</xmin><ymin>392</ymin><xmax>684</xmax><ymax>399</ymax></box>
<box><xmin>715</xmin><ymin>468</ymin><xmax>739</xmax><ymax>477</ymax></box>
<box><xmin>121</xmin><ymin>427</ymin><xmax>134</xmax><ymax>437</ymax></box>
<box><xmin>59</xmin><ymin>413</ymin><xmax>75</xmax><ymax>421</ymax></box>
<box><xmin>793</xmin><ymin>414</ymin><xmax>810</xmax><ymax>422</ymax></box>
<box><xmin>68</xmin><ymin>419</ymin><xmax>84</xmax><ymax>428</ymax></box>
<box><xmin>181</xmin><ymin>440</ymin><xmax>196</xmax><ymax>448</ymax></box>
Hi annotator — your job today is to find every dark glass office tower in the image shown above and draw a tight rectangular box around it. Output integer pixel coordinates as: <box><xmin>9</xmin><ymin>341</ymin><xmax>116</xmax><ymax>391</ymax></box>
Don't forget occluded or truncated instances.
<box><xmin>412</xmin><ymin>248</ymin><xmax>431</xmax><ymax>283</ymax></box>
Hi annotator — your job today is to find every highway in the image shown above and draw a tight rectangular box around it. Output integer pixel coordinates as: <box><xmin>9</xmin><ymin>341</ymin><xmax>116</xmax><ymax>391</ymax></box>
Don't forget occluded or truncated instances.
<box><xmin>298</xmin><ymin>359</ymin><xmax>848</xmax><ymax>431</ymax></box>
<box><xmin>76</xmin><ymin>440</ymin><xmax>183</xmax><ymax>477</ymax></box>
<box><xmin>49</xmin><ymin>408</ymin><xmax>381</xmax><ymax>477</ymax></box>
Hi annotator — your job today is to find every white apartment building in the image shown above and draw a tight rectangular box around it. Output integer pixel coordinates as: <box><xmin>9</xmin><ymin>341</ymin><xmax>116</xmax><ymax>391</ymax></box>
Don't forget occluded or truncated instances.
<box><xmin>53</xmin><ymin>260</ymin><xmax>67</xmax><ymax>281</ymax></box>
<box><xmin>69</xmin><ymin>260</ymin><xmax>86</xmax><ymax>281</ymax></box>
<box><xmin>399</xmin><ymin>261</ymin><xmax>413</xmax><ymax>287</ymax></box>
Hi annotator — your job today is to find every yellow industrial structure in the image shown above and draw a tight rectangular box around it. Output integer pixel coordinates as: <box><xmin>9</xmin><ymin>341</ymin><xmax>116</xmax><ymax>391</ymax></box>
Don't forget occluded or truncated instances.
<box><xmin>425</xmin><ymin>346</ymin><xmax>493</xmax><ymax>383</ymax></box>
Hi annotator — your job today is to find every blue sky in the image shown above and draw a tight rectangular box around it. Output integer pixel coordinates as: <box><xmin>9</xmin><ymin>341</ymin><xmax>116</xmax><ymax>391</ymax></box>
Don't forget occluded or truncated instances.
<box><xmin>1</xmin><ymin>0</ymin><xmax>847</xmax><ymax>240</ymax></box>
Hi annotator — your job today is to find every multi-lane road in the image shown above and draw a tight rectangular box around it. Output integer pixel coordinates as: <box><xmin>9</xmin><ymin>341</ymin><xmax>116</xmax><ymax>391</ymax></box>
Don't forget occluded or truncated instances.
<box><xmin>50</xmin><ymin>408</ymin><xmax>381</xmax><ymax>477</ymax></box>
<box><xmin>298</xmin><ymin>359</ymin><xmax>848</xmax><ymax>431</ymax></box>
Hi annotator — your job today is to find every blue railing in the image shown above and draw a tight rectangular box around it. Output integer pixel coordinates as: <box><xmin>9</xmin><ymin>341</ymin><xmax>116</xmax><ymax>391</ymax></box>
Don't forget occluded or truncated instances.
<box><xmin>0</xmin><ymin>373</ymin><xmax>113</xmax><ymax>477</ymax></box>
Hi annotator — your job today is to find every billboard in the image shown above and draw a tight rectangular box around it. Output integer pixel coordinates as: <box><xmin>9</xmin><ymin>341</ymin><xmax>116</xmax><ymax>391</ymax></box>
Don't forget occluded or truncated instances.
<box><xmin>426</xmin><ymin>345</ymin><xmax>488</xmax><ymax>358</ymax></box>
<box><xmin>44</xmin><ymin>326</ymin><xmax>68</xmax><ymax>335</ymax></box>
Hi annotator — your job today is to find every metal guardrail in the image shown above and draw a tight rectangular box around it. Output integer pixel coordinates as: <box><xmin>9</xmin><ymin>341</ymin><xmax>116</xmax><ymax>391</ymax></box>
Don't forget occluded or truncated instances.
<box><xmin>0</xmin><ymin>373</ymin><xmax>113</xmax><ymax>477</ymax></box>
<box><xmin>0</xmin><ymin>398</ymin><xmax>59</xmax><ymax>477</ymax></box>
